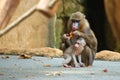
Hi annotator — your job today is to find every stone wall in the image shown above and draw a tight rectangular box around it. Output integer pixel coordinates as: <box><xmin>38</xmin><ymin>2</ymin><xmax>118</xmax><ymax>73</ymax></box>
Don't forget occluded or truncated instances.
<box><xmin>0</xmin><ymin>0</ymin><xmax>50</xmax><ymax>49</ymax></box>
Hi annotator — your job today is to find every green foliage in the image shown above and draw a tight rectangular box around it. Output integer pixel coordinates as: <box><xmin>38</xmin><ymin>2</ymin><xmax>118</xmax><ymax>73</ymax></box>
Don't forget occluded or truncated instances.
<box><xmin>54</xmin><ymin>0</ymin><xmax>85</xmax><ymax>49</ymax></box>
<box><xmin>54</xmin><ymin>19</ymin><xmax>63</xmax><ymax>48</ymax></box>
<box><xmin>57</xmin><ymin>0</ymin><xmax>85</xmax><ymax>17</ymax></box>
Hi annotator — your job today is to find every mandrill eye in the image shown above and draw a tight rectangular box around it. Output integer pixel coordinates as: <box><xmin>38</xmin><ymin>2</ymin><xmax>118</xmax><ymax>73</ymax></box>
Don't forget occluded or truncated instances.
<box><xmin>75</xmin><ymin>42</ymin><xmax>80</xmax><ymax>45</ymax></box>
<box><xmin>71</xmin><ymin>19</ymin><xmax>75</xmax><ymax>22</ymax></box>
<box><xmin>71</xmin><ymin>19</ymin><xmax>80</xmax><ymax>22</ymax></box>
<box><xmin>76</xmin><ymin>20</ymin><xmax>80</xmax><ymax>22</ymax></box>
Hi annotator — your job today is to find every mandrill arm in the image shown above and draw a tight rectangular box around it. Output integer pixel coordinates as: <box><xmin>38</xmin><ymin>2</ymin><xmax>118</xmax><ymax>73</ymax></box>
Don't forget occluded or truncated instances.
<box><xmin>72</xmin><ymin>30</ymin><xmax>95</xmax><ymax>49</ymax></box>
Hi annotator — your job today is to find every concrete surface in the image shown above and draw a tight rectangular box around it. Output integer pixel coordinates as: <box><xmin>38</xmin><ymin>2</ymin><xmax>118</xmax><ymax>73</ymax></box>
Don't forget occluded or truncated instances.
<box><xmin>0</xmin><ymin>55</ymin><xmax>120</xmax><ymax>80</ymax></box>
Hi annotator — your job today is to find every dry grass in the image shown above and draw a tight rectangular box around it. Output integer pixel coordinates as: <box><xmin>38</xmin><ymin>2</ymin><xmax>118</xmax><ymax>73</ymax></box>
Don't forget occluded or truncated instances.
<box><xmin>0</xmin><ymin>47</ymin><xmax>63</xmax><ymax>57</ymax></box>
<box><xmin>95</xmin><ymin>50</ymin><xmax>120</xmax><ymax>61</ymax></box>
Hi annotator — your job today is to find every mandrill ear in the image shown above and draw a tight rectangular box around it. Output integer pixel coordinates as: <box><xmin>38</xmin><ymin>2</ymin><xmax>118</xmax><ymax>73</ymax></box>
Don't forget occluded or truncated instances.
<box><xmin>83</xmin><ymin>15</ymin><xmax>86</xmax><ymax>18</ymax></box>
<box><xmin>82</xmin><ymin>13</ymin><xmax>86</xmax><ymax>19</ymax></box>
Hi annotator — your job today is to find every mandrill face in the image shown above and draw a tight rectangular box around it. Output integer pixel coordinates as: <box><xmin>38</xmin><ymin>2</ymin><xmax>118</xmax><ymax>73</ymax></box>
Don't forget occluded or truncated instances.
<box><xmin>69</xmin><ymin>12</ymin><xmax>85</xmax><ymax>31</ymax></box>
<box><xmin>71</xmin><ymin>19</ymin><xmax>80</xmax><ymax>31</ymax></box>
<box><xmin>74</xmin><ymin>38</ymin><xmax>86</xmax><ymax>48</ymax></box>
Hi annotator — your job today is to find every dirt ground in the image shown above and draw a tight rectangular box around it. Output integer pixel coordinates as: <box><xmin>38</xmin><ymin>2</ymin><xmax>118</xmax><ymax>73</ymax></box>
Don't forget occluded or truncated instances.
<box><xmin>0</xmin><ymin>55</ymin><xmax>120</xmax><ymax>80</ymax></box>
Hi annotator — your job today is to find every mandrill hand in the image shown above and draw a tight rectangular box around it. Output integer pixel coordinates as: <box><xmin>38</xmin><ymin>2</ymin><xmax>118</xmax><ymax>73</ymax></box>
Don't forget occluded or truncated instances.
<box><xmin>73</xmin><ymin>31</ymin><xmax>80</xmax><ymax>36</ymax></box>
<box><xmin>63</xmin><ymin>34</ymin><xmax>70</xmax><ymax>40</ymax></box>
<box><xmin>73</xmin><ymin>30</ymin><xmax>84</xmax><ymax>37</ymax></box>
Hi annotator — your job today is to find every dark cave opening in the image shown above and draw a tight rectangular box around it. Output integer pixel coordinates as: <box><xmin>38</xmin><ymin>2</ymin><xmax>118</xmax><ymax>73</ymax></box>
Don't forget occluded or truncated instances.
<box><xmin>85</xmin><ymin>0</ymin><xmax>108</xmax><ymax>51</ymax></box>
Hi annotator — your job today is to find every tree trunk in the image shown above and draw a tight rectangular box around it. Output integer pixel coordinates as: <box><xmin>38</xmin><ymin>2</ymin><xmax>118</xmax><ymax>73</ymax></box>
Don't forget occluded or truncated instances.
<box><xmin>104</xmin><ymin>0</ymin><xmax>120</xmax><ymax>41</ymax></box>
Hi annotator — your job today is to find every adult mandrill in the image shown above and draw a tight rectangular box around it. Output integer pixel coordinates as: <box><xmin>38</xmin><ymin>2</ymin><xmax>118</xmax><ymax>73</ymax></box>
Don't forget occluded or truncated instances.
<box><xmin>66</xmin><ymin>12</ymin><xmax>98</xmax><ymax>66</ymax></box>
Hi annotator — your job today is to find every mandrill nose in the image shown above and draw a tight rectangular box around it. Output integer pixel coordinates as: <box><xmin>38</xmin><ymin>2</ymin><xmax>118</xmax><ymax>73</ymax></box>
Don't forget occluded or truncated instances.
<box><xmin>72</xmin><ymin>22</ymin><xmax>79</xmax><ymax>30</ymax></box>
<box><xmin>72</xmin><ymin>26</ymin><xmax>77</xmax><ymax>30</ymax></box>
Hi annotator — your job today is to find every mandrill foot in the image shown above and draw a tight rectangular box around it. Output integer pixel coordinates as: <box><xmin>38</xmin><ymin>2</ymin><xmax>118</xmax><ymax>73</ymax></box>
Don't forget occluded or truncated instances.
<box><xmin>63</xmin><ymin>64</ymin><xmax>72</xmax><ymax>68</ymax></box>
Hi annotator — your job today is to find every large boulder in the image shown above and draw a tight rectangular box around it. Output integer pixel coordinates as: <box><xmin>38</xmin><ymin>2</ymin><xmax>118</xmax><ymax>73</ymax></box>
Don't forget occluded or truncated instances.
<box><xmin>95</xmin><ymin>50</ymin><xmax>120</xmax><ymax>61</ymax></box>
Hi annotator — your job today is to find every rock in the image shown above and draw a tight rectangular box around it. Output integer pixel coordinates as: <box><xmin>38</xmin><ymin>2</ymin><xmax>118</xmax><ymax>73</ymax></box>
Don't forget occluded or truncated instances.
<box><xmin>31</xmin><ymin>47</ymin><xmax>63</xmax><ymax>57</ymax></box>
<box><xmin>0</xmin><ymin>47</ymin><xmax>63</xmax><ymax>57</ymax></box>
<box><xmin>18</xmin><ymin>54</ymin><xmax>32</xmax><ymax>59</ymax></box>
<box><xmin>95</xmin><ymin>50</ymin><xmax>120</xmax><ymax>61</ymax></box>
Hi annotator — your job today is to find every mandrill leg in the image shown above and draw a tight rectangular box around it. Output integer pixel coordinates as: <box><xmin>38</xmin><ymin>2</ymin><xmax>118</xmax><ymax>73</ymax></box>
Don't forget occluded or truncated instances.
<box><xmin>72</xmin><ymin>54</ymin><xmax>80</xmax><ymax>68</ymax></box>
<box><xmin>78</xmin><ymin>55</ymin><xmax>85</xmax><ymax>67</ymax></box>
<box><xmin>63</xmin><ymin>54</ymin><xmax>72</xmax><ymax>68</ymax></box>
<box><xmin>81</xmin><ymin>46</ymin><xmax>94</xmax><ymax>67</ymax></box>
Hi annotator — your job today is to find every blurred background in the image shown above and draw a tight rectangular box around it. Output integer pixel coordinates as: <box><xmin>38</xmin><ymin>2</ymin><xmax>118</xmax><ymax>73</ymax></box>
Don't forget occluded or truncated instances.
<box><xmin>0</xmin><ymin>0</ymin><xmax>120</xmax><ymax>52</ymax></box>
<box><xmin>56</xmin><ymin>0</ymin><xmax>120</xmax><ymax>52</ymax></box>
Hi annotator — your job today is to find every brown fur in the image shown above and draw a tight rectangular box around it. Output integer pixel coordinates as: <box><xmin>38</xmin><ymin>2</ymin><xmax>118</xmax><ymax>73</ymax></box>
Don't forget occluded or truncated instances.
<box><xmin>67</xmin><ymin>12</ymin><xmax>98</xmax><ymax>66</ymax></box>
<box><xmin>63</xmin><ymin>37</ymin><xmax>86</xmax><ymax>67</ymax></box>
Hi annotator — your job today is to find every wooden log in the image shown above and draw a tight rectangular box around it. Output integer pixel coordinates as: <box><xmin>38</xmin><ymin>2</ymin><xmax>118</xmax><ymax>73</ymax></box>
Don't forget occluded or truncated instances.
<box><xmin>0</xmin><ymin>5</ymin><xmax>36</xmax><ymax>37</ymax></box>
<box><xmin>36</xmin><ymin>0</ymin><xmax>61</xmax><ymax>17</ymax></box>
<box><xmin>0</xmin><ymin>0</ymin><xmax>61</xmax><ymax>37</ymax></box>
<box><xmin>0</xmin><ymin>0</ymin><xmax>20</xmax><ymax>29</ymax></box>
